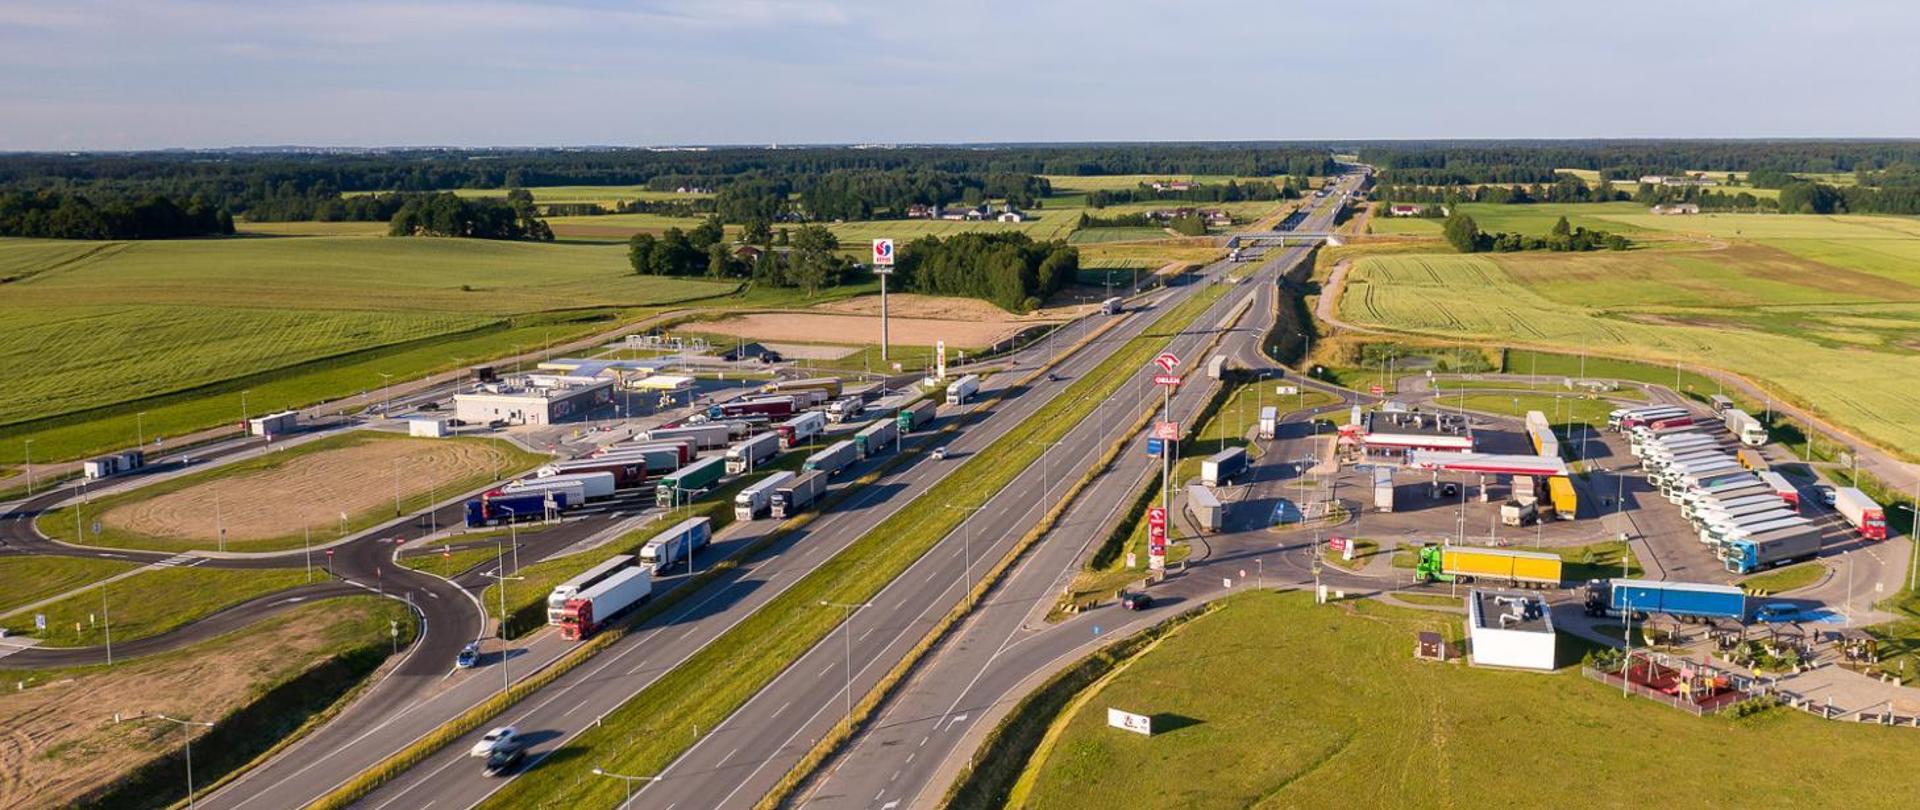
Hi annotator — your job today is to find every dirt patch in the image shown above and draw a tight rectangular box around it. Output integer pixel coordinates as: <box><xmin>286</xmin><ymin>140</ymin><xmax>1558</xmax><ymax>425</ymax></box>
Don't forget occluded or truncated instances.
<box><xmin>758</xmin><ymin>342</ymin><xmax>860</xmax><ymax>360</ymax></box>
<box><xmin>689</xmin><ymin>311</ymin><xmax>1036</xmax><ymax>349</ymax></box>
<box><xmin>0</xmin><ymin>601</ymin><xmax>373</xmax><ymax>809</ymax></box>
<box><xmin>101</xmin><ymin>437</ymin><xmax>517</xmax><ymax>545</ymax></box>
<box><xmin>813</xmin><ymin>293</ymin><xmax>1071</xmax><ymax>322</ymax></box>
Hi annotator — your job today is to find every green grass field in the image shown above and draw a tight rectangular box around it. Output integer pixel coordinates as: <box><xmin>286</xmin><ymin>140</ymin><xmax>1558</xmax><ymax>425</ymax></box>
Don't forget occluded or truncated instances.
<box><xmin>1017</xmin><ymin>590</ymin><xmax>1919</xmax><ymax>808</ymax></box>
<box><xmin>36</xmin><ymin>432</ymin><xmax>548</xmax><ymax>554</ymax></box>
<box><xmin>1338</xmin><ymin>238</ymin><xmax>1920</xmax><ymax>455</ymax></box>
<box><xmin>1739</xmin><ymin>561</ymin><xmax>1827</xmax><ymax>594</ymax></box>
<box><xmin>0</xmin><ymin>565</ymin><xmax>319</xmax><ymax>646</ymax></box>
<box><xmin>0</xmin><ymin>555</ymin><xmax>143</xmax><ymax>615</ymax></box>
<box><xmin>479</xmin><ymin>276</ymin><xmax>1233</xmax><ymax>808</ymax></box>
<box><xmin>0</xmin><ymin>234</ymin><xmax>737</xmax><ymax>464</ymax></box>
<box><xmin>1455</xmin><ymin>392</ymin><xmax>1617</xmax><ymax>429</ymax></box>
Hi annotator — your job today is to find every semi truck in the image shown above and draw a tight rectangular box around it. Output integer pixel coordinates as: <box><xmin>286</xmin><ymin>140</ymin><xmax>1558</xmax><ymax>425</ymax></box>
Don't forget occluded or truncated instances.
<box><xmin>655</xmin><ymin>456</ymin><xmax>727</xmax><ymax>506</ymax></box>
<box><xmin>546</xmin><ymin>554</ymin><xmax>637</xmax><ymax>625</ymax></box>
<box><xmin>945</xmin><ymin>374</ymin><xmax>981</xmax><ymax>406</ymax></box>
<box><xmin>1546</xmin><ymin>475</ymin><xmax>1578</xmax><ymax>520</ymax></box>
<box><xmin>598</xmin><ymin>439</ymin><xmax>695</xmax><ymax>467</ymax></box>
<box><xmin>1373</xmin><ymin>466</ymin><xmax>1394</xmax><ymax>512</ymax></box>
<box><xmin>1756</xmin><ymin>470</ymin><xmax>1799</xmax><ymax>510</ymax></box>
<box><xmin>725</xmin><ymin>432</ymin><xmax>782</xmax><ymax>474</ymax></box>
<box><xmin>762</xmin><ymin>377</ymin><xmax>844</xmax><ymax>399</ymax></box>
<box><xmin>804</xmin><ymin>440</ymin><xmax>857</xmax><ymax>476</ymax></box>
<box><xmin>897</xmin><ymin>400</ymin><xmax>937</xmax><ymax>433</ymax></box>
<box><xmin>464</xmin><ymin>490</ymin><xmax>569</xmax><ymax>527</ymax></box>
<box><xmin>642</xmin><ymin>423</ymin><xmax>733</xmax><ymax>450</ymax></box>
<box><xmin>1722</xmin><ymin>409</ymin><xmax>1768</xmax><ymax>446</ymax></box>
<box><xmin>1413</xmin><ymin>545</ymin><xmax>1562</xmax><ymax>588</ymax></box>
<box><xmin>1201</xmin><ymin>447</ymin><xmax>1248</xmax><ymax>487</ymax></box>
<box><xmin>1724</xmin><ymin>524</ymin><xmax>1823</xmax><ymax>574</ymax></box>
<box><xmin>775</xmin><ymin>411</ymin><xmax>828</xmax><ymax>449</ymax></box>
<box><xmin>1736</xmin><ymin>447</ymin><xmax>1770</xmax><ymax>471</ymax></box>
<box><xmin>1696</xmin><ymin>502</ymin><xmax>1798</xmax><ymax>543</ymax></box>
<box><xmin>507</xmin><ymin>471</ymin><xmax>614</xmax><ymax>502</ymax></box>
<box><xmin>1833</xmin><ymin>487</ymin><xmax>1888</xmax><ymax>540</ymax></box>
<box><xmin>1102</xmin><ymin>296</ymin><xmax>1124</xmax><ymax>315</ymax></box>
<box><xmin>1609</xmin><ymin>406</ymin><xmax>1690</xmax><ymax>431</ymax></box>
<box><xmin>854</xmin><ymin>418</ymin><xmax>898</xmax><ymax>458</ymax></box>
<box><xmin>538</xmin><ymin>457</ymin><xmax>649</xmax><ymax>489</ymax></box>
<box><xmin>1258</xmin><ymin>406</ymin><xmax>1278</xmax><ymax>440</ymax></box>
<box><xmin>1584</xmin><ymin>579</ymin><xmax>1747</xmax><ymax>621</ymax></box>
<box><xmin>1524</xmin><ymin>410</ymin><xmax>1559</xmax><ymax>459</ymax></box>
<box><xmin>771</xmin><ymin>470</ymin><xmax>829</xmax><ymax>518</ymax></box>
<box><xmin>1689</xmin><ymin>492</ymin><xmax>1790</xmax><ymax>526</ymax></box>
<box><xmin>826</xmin><ymin>396</ymin><xmax>866</xmax><ymax>424</ymax></box>
<box><xmin>1206</xmin><ymin>355</ymin><xmax>1229</xmax><ymax>381</ymax></box>
<box><xmin>638</xmin><ymin>516</ymin><xmax>713</xmax><ymax>572</ymax></box>
<box><xmin>708</xmin><ymin>396</ymin><xmax>796</xmax><ymax>422</ymax></box>
<box><xmin>557</xmin><ymin>567</ymin><xmax>652</xmax><ymax>641</ymax></box>
<box><xmin>734</xmin><ymin>472</ymin><xmax>796</xmax><ymax>521</ymax></box>
<box><xmin>1704</xmin><ymin>514</ymin><xmax>1814</xmax><ymax>549</ymax></box>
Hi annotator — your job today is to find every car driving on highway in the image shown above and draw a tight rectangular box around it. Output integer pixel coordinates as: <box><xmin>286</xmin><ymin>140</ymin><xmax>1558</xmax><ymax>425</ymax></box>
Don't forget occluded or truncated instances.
<box><xmin>471</xmin><ymin>726</ymin><xmax>520</xmax><ymax>757</ymax></box>
<box><xmin>484</xmin><ymin>745</ymin><xmax>525</xmax><ymax>776</ymax></box>
<box><xmin>457</xmin><ymin>642</ymin><xmax>481</xmax><ymax>669</ymax></box>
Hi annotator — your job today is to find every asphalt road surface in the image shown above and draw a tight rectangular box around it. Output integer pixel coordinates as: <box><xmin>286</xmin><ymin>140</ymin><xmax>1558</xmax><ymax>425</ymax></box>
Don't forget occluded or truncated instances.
<box><xmin>633</xmin><ymin>173</ymin><xmax>1369</xmax><ymax>810</ymax></box>
<box><xmin>345</xmin><ymin>228</ymin><xmax>1276</xmax><ymax>809</ymax></box>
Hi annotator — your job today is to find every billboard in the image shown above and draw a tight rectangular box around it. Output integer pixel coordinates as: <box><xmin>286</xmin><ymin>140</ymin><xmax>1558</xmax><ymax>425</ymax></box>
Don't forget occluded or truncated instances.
<box><xmin>871</xmin><ymin>238</ymin><xmax>895</xmax><ymax>270</ymax></box>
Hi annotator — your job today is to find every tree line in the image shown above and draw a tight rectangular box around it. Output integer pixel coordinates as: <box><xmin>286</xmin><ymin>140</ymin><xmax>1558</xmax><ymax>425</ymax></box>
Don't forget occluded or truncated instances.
<box><xmin>0</xmin><ymin>189</ymin><xmax>232</xmax><ymax>239</ymax></box>
<box><xmin>626</xmin><ymin>218</ymin><xmax>854</xmax><ymax>297</ymax></box>
<box><xmin>1084</xmin><ymin>178</ymin><xmax>1300</xmax><ymax>208</ymax></box>
<box><xmin>1444</xmin><ymin>212</ymin><xmax>1629</xmax><ymax>254</ymax></box>
<box><xmin>1376</xmin><ymin>174</ymin><xmax>1627</xmax><ymax>206</ymax></box>
<box><xmin>894</xmin><ymin>232</ymin><xmax>1078</xmax><ymax>312</ymax></box>
<box><xmin>387</xmin><ymin>191</ymin><xmax>552</xmax><ymax>240</ymax></box>
<box><xmin>1360</xmin><ymin>140</ymin><xmax>1920</xmax><ymax>186</ymax></box>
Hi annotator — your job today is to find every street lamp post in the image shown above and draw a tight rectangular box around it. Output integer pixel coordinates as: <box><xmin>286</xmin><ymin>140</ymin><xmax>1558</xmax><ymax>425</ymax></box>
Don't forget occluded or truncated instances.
<box><xmin>379</xmin><ymin>373</ymin><xmax>394</xmax><ymax>418</ymax></box>
<box><xmin>818</xmin><ymin>600</ymin><xmax>873</xmax><ymax>727</ymax></box>
<box><xmin>590</xmin><ymin>768</ymin><xmax>661</xmax><ymax>807</ymax></box>
<box><xmin>137</xmin><ymin>411</ymin><xmax>147</xmax><ymax>450</ymax></box>
<box><xmin>485</xmin><ymin>531</ymin><xmax>525</xmax><ymax>696</ymax></box>
<box><xmin>147</xmin><ymin>714</ymin><xmax>214</xmax><ymax>808</ymax></box>
<box><xmin>240</xmin><ymin>389</ymin><xmax>250</xmax><ymax>426</ymax></box>
<box><xmin>945</xmin><ymin>503</ymin><xmax>986</xmax><ymax>607</ymax></box>
<box><xmin>23</xmin><ymin>438</ymin><xmax>32</xmax><ymax>497</ymax></box>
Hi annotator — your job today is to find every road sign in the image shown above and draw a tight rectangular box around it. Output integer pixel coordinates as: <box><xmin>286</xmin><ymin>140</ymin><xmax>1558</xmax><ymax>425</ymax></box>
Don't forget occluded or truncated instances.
<box><xmin>1369</xmin><ymin>385</ymin><xmax>1384</xmax><ymax>395</ymax></box>
<box><xmin>1327</xmin><ymin>537</ymin><xmax>1348</xmax><ymax>552</ymax></box>
<box><xmin>1147</xmin><ymin>507</ymin><xmax>1168</xmax><ymax>557</ymax></box>
<box><xmin>936</xmin><ymin>340</ymin><xmax>947</xmax><ymax>380</ymax></box>
<box><xmin>1146</xmin><ymin>437</ymin><xmax>1164</xmax><ymax>456</ymax></box>
<box><xmin>1153</xmin><ymin>374</ymin><xmax>1182</xmax><ymax>386</ymax></box>
<box><xmin>34</xmin><ymin>614</ymin><xmax>46</xmax><ymax>631</ymax></box>
<box><xmin>1153</xmin><ymin>352</ymin><xmax>1180</xmax><ymax>372</ymax></box>
<box><xmin>1107</xmin><ymin>707</ymin><xmax>1153</xmax><ymax>736</ymax></box>
<box><xmin>1276</xmin><ymin>385</ymin><xmax>1298</xmax><ymax>395</ymax></box>
<box><xmin>91</xmin><ymin>520</ymin><xmax>101</xmax><ymax>536</ymax></box>
<box><xmin>871</xmin><ymin>238</ymin><xmax>895</xmax><ymax>270</ymax></box>
<box><xmin>1151</xmin><ymin>421</ymin><xmax>1179</xmax><ymax>441</ymax></box>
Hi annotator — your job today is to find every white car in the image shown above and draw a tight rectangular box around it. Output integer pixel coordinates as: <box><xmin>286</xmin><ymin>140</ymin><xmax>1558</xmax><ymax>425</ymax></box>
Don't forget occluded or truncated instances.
<box><xmin>470</xmin><ymin>726</ymin><xmax>520</xmax><ymax>757</ymax></box>
<box><xmin>931</xmin><ymin>446</ymin><xmax>948</xmax><ymax>460</ymax></box>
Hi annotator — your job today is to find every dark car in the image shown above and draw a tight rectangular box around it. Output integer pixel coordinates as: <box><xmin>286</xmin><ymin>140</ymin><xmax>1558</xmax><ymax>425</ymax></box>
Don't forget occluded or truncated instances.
<box><xmin>759</xmin><ymin>351</ymin><xmax>784</xmax><ymax>364</ymax></box>
<box><xmin>418</xmin><ymin>401</ymin><xmax>440</xmax><ymax>411</ymax></box>
<box><xmin>484</xmin><ymin>745</ymin><xmax>525</xmax><ymax>776</ymax></box>
<box><xmin>1441</xmin><ymin>483</ymin><xmax>1459</xmax><ymax>497</ymax></box>
<box><xmin>1120</xmin><ymin>592</ymin><xmax>1152</xmax><ymax>611</ymax></box>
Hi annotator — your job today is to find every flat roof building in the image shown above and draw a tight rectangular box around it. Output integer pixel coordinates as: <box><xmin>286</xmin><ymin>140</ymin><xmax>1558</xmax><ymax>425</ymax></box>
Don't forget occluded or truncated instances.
<box><xmin>1345</xmin><ymin>404</ymin><xmax>1475</xmax><ymax>459</ymax></box>
<box><xmin>454</xmin><ymin>376</ymin><xmax>614</xmax><ymax>427</ymax></box>
<box><xmin>1466</xmin><ymin>590</ymin><xmax>1557</xmax><ymax>671</ymax></box>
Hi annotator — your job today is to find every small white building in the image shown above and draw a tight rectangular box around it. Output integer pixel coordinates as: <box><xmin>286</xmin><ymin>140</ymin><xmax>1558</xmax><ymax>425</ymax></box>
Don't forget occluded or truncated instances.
<box><xmin>453</xmin><ymin>376</ymin><xmax>615</xmax><ymax>427</ymax></box>
<box><xmin>248</xmin><ymin>411</ymin><xmax>299</xmax><ymax>437</ymax></box>
<box><xmin>1466</xmin><ymin>590</ymin><xmax>1557</xmax><ymax>671</ymax></box>
<box><xmin>408</xmin><ymin>417</ymin><xmax>449</xmax><ymax>438</ymax></box>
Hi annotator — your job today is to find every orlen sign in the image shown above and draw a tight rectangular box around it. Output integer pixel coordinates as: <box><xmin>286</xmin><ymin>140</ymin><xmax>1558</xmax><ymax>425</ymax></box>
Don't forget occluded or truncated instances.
<box><xmin>871</xmin><ymin>238</ymin><xmax>895</xmax><ymax>270</ymax></box>
<box><xmin>1147</xmin><ymin>506</ymin><xmax>1168</xmax><ymax>558</ymax></box>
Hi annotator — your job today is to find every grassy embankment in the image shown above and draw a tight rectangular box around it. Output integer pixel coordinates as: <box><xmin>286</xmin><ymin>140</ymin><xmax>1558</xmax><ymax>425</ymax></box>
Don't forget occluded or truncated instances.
<box><xmin>1739</xmin><ymin>561</ymin><xmax>1828</xmax><ymax>595</ymax></box>
<box><xmin>0</xmin><ymin>565</ymin><xmax>320</xmax><ymax>646</ymax></box>
<box><xmin>0</xmin><ymin>554</ymin><xmax>142</xmax><ymax>615</ymax></box>
<box><xmin>1008</xmin><ymin>590</ymin><xmax>1920</xmax><ymax>809</ymax></box>
<box><xmin>477</xmin><ymin>269</ymin><xmax>1235</xmax><ymax>808</ymax></box>
<box><xmin>35</xmin><ymin>431</ymin><xmax>547</xmax><ymax>554</ymax></box>
<box><xmin>0</xmin><ymin>597</ymin><xmax>414</xmax><ymax>810</ymax></box>
<box><xmin>0</xmin><ymin>234</ymin><xmax>740</xmax><ymax>464</ymax></box>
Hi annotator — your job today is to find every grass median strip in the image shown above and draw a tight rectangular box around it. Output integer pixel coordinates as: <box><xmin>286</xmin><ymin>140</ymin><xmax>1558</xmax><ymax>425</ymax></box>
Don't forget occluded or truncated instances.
<box><xmin>0</xmin><ymin>565</ymin><xmax>321</xmax><ymax>646</ymax></box>
<box><xmin>477</xmin><ymin>282</ymin><xmax>1230</xmax><ymax>808</ymax></box>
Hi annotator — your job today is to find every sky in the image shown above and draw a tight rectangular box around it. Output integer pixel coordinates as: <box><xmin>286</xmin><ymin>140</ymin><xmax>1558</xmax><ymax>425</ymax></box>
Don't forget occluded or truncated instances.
<box><xmin>2</xmin><ymin>0</ymin><xmax>1916</xmax><ymax>150</ymax></box>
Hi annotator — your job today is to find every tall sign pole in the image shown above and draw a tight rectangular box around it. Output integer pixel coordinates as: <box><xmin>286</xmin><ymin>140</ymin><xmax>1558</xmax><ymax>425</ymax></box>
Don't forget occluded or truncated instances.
<box><xmin>1149</xmin><ymin>352</ymin><xmax>1181</xmax><ymax>573</ymax></box>
<box><xmin>872</xmin><ymin>239</ymin><xmax>895</xmax><ymax>363</ymax></box>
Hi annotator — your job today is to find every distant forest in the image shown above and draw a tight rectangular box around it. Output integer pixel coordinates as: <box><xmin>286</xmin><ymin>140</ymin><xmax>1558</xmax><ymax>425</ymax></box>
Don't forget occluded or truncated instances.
<box><xmin>1361</xmin><ymin>140</ymin><xmax>1920</xmax><ymax>215</ymax></box>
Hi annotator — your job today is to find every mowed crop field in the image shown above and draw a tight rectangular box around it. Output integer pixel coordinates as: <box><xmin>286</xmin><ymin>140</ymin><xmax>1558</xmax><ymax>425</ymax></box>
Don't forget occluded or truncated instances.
<box><xmin>0</xmin><ymin>235</ymin><xmax>733</xmax><ymax>463</ymax></box>
<box><xmin>41</xmin><ymin>431</ymin><xmax>547</xmax><ymax>553</ymax></box>
<box><xmin>1337</xmin><ymin>222</ymin><xmax>1920</xmax><ymax>451</ymax></box>
<box><xmin>1018</xmin><ymin>591</ymin><xmax>1920</xmax><ymax>808</ymax></box>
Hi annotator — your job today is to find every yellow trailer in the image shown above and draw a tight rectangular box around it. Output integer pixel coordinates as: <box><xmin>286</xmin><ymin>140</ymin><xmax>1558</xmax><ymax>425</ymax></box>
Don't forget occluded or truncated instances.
<box><xmin>1547</xmin><ymin>475</ymin><xmax>1578</xmax><ymax>520</ymax></box>
<box><xmin>1441</xmin><ymin>546</ymin><xmax>1563</xmax><ymax>587</ymax></box>
<box><xmin>1737</xmin><ymin>448</ymin><xmax>1770</xmax><ymax>472</ymax></box>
